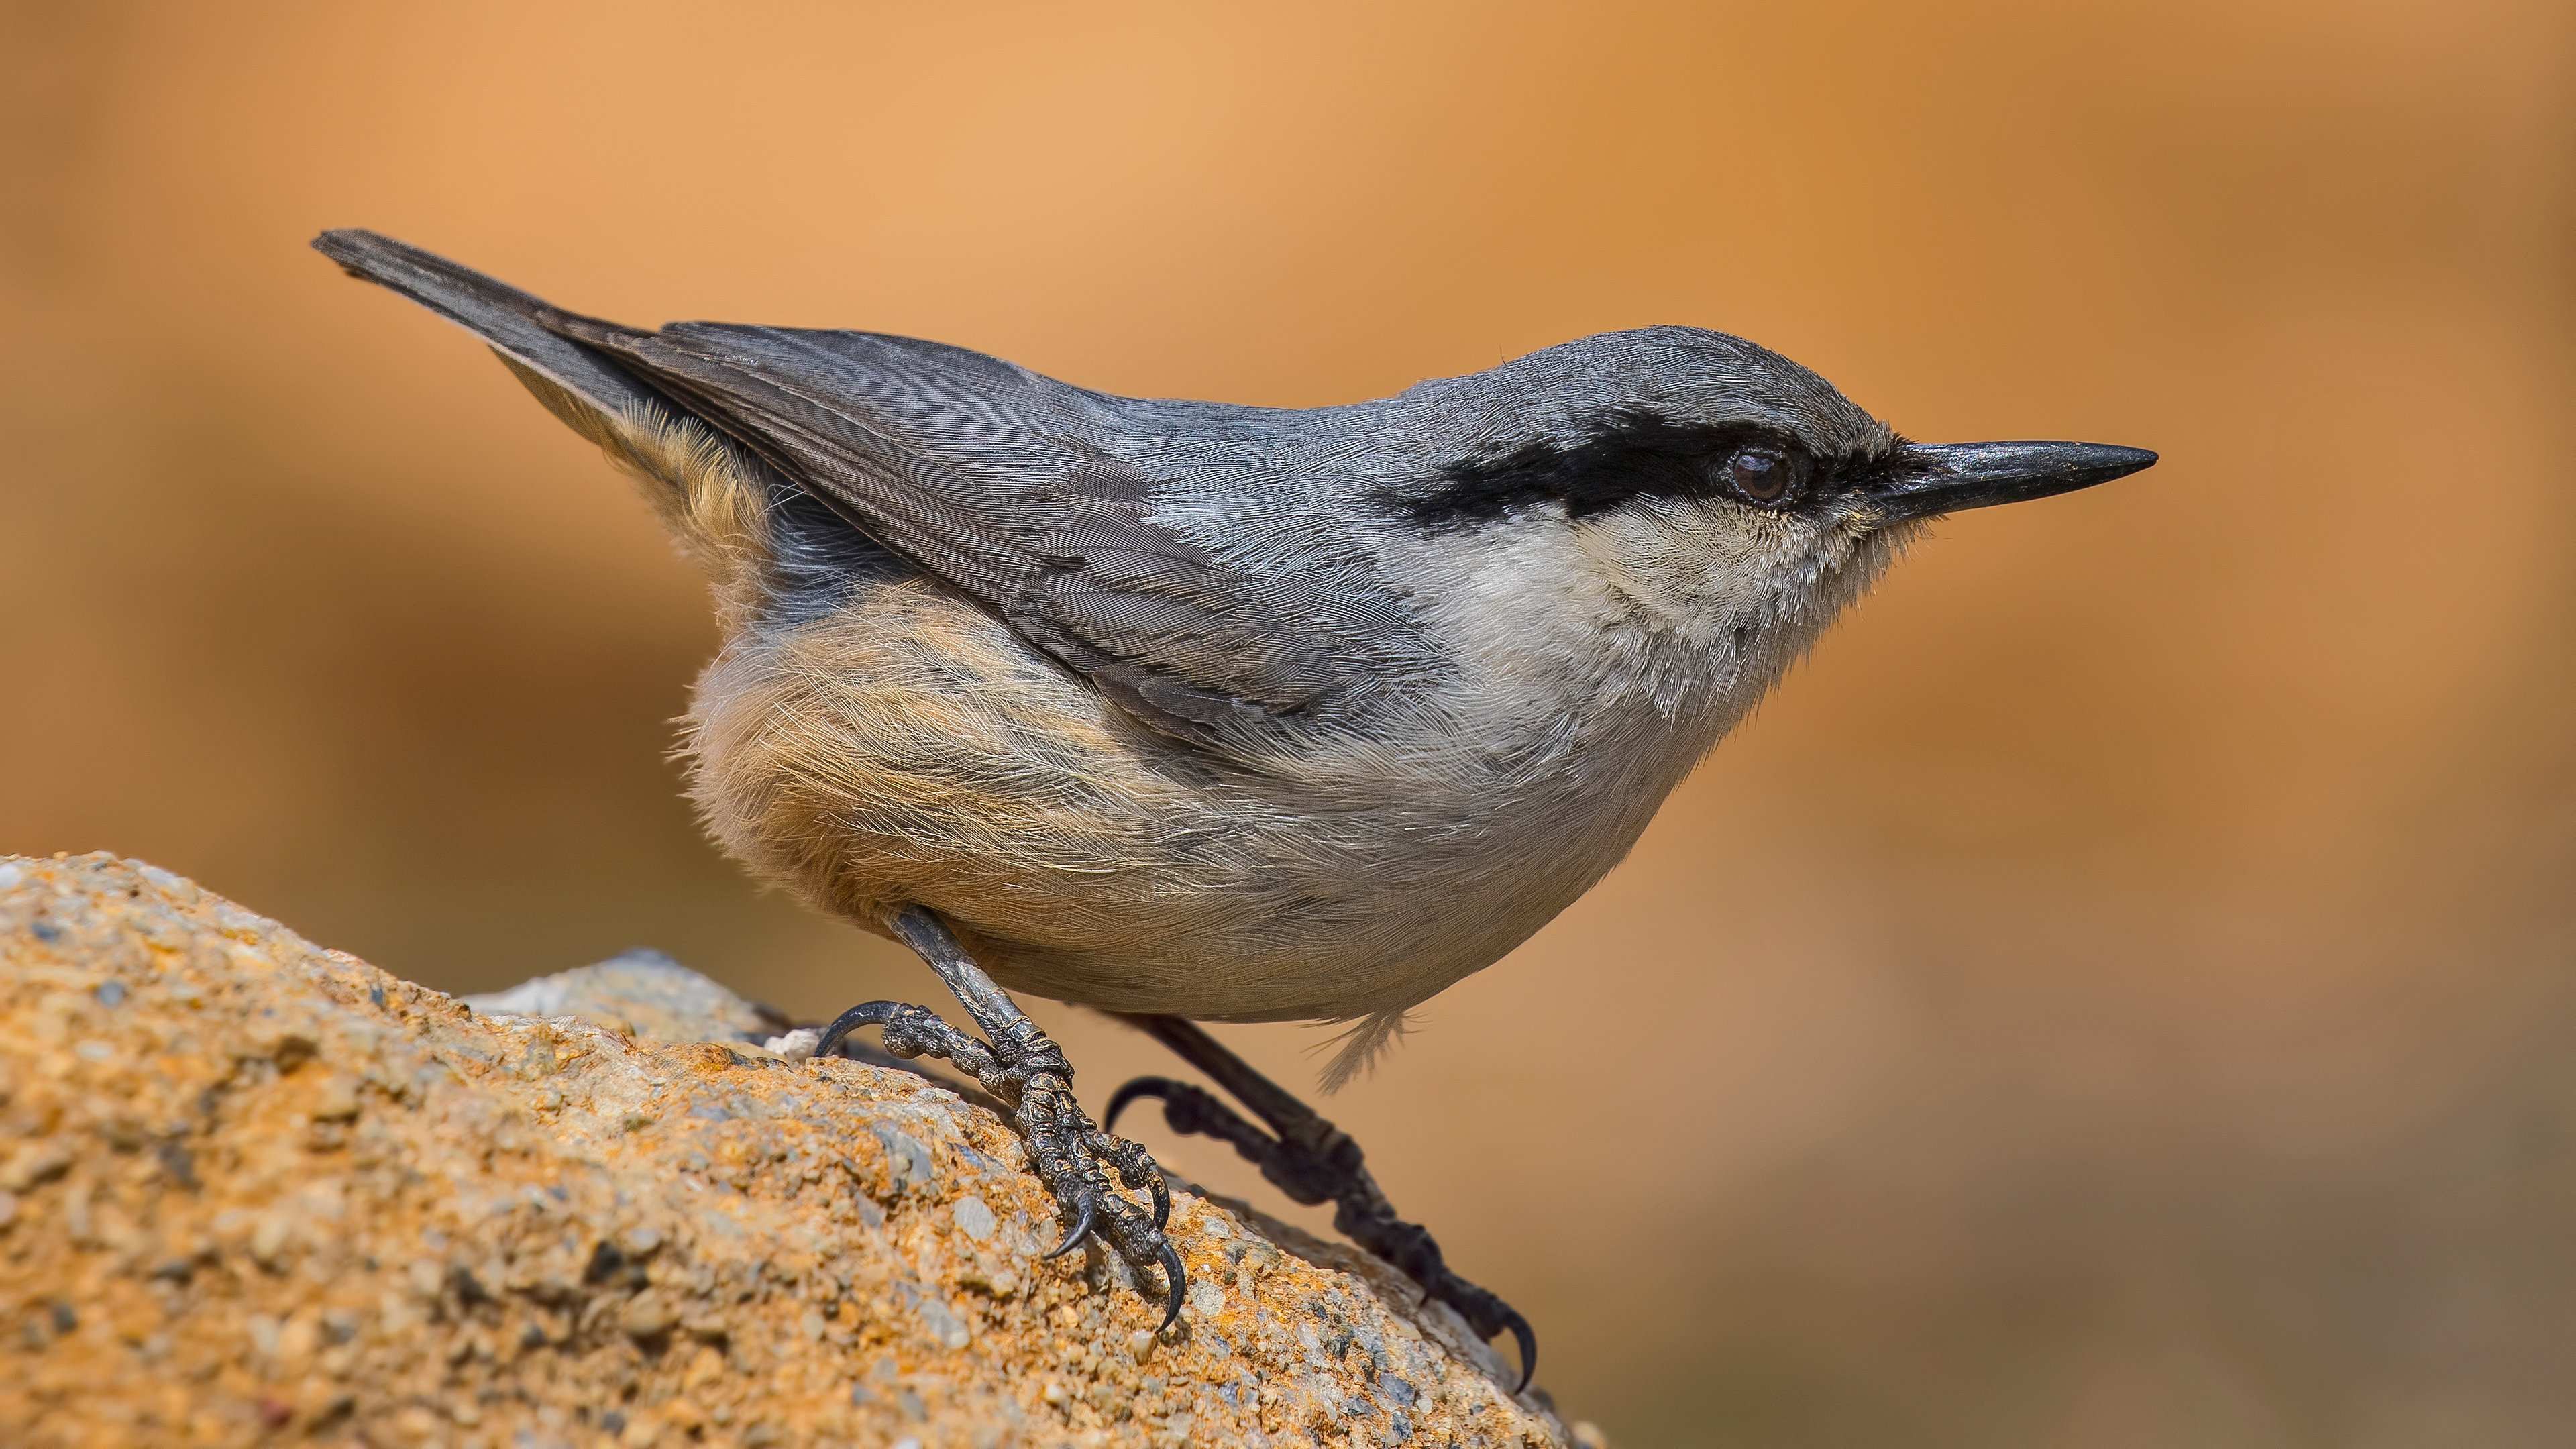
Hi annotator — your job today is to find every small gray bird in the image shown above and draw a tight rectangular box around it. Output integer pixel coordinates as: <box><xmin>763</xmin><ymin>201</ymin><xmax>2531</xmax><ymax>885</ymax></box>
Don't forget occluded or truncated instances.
<box><xmin>313</xmin><ymin>229</ymin><xmax>2154</xmax><ymax>1383</ymax></box>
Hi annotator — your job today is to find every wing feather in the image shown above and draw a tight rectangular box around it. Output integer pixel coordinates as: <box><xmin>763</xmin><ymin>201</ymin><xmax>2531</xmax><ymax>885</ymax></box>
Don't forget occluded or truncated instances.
<box><xmin>538</xmin><ymin>314</ymin><xmax>1423</xmax><ymax>739</ymax></box>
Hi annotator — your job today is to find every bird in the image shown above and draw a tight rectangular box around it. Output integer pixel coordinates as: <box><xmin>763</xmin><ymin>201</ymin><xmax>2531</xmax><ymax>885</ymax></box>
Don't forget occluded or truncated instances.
<box><xmin>311</xmin><ymin>228</ymin><xmax>2155</xmax><ymax>1387</ymax></box>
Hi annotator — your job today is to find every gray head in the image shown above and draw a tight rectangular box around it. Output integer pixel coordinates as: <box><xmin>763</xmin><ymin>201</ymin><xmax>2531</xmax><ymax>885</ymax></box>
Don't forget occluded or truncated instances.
<box><xmin>1305</xmin><ymin>327</ymin><xmax>2153</xmax><ymax>715</ymax></box>
<box><xmin>1382</xmin><ymin>325</ymin><xmax>2152</xmax><ymax>538</ymax></box>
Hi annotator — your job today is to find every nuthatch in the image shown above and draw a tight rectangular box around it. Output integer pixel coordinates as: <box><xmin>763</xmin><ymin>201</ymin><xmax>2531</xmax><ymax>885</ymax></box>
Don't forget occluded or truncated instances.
<box><xmin>315</xmin><ymin>229</ymin><xmax>2155</xmax><ymax>1383</ymax></box>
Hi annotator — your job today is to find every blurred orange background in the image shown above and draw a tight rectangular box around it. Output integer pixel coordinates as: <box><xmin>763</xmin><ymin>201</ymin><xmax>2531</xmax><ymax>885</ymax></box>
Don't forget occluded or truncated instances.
<box><xmin>7</xmin><ymin>1</ymin><xmax>2575</xmax><ymax>1442</ymax></box>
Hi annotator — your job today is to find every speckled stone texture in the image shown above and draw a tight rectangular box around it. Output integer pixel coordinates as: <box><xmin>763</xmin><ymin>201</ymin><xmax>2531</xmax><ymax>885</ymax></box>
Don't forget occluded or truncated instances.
<box><xmin>458</xmin><ymin>952</ymin><xmax>799</xmax><ymax>1053</ymax></box>
<box><xmin>0</xmin><ymin>854</ymin><xmax>1575</xmax><ymax>1449</ymax></box>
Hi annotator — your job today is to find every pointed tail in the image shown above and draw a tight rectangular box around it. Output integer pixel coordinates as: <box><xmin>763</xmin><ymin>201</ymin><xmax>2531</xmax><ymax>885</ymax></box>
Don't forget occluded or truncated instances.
<box><xmin>311</xmin><ymin>229</ymin><xmax>665</xmax><ymax>425</ymax></box>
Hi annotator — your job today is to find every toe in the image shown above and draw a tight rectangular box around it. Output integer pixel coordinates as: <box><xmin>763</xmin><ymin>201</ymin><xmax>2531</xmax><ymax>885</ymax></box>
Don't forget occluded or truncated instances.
<box><xmin>1502</xmin><ymin>1307</ymin><xmax>1537</xmax><ymax>1394</ymax></box>
<box><xmin>1155</xmin><ymin>1242</ymin><xmax>1187</xmax><ymax>1334</ymax></box>
<box><xmin>1104</xmin><ymin>1076</ymin><xmax>1177</xmax><ymax>1133</ymax></box>
<box><xmin>1044</xmin><ymin>1196</ymin><xmax>1097</xmax><ymax>1260</ymax></box>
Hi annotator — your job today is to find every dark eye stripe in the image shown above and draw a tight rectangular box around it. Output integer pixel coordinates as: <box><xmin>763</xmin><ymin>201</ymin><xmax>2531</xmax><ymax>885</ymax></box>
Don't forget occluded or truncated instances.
<box><xmin>1391</xmin><ymin>409</ymin><xmax>1890</xmax><ymax>528</ymax></box>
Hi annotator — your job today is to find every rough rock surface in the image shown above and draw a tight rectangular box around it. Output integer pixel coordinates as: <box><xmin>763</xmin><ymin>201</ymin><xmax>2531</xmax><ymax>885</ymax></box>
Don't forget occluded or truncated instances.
<box><xmin>0</xmin><ymin>855</ymin><xmax>1574</xmax><ymax>1448</ymax></box>
<box><xmin>458</xmin><ymin>953</ymin><xmax>800</xmax><ymax>1055</ymax></box>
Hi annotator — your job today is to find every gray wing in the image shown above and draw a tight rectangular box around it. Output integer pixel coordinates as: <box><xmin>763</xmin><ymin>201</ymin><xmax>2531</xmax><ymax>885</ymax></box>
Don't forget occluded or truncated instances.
<box><xmin>539</xmin><ymin>313</ymin><xmax>1431</xmax><ymax>739</ymax></box>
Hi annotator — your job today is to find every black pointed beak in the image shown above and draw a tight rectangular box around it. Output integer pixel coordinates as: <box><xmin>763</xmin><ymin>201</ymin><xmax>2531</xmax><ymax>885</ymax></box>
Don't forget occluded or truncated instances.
<box><xmin>1868</xmin><ymin>441</ymin><xmax>2157</xmax><ymax>520</ymax></box>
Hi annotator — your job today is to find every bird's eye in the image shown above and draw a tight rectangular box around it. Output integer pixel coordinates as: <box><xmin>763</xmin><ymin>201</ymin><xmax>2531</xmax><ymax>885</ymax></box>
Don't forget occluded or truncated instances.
<box><xmin>1724</xmin><ymin>448</ymin><xmax>1792</xmax><ymax>504</ymax></box>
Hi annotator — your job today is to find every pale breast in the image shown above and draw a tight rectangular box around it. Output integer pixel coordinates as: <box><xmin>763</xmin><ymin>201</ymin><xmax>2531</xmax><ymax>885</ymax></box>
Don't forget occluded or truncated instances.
<box><xmin>678</xmin><ymin>567</ymin><xmax>1703</xmax><ymax>1024</ymax></box>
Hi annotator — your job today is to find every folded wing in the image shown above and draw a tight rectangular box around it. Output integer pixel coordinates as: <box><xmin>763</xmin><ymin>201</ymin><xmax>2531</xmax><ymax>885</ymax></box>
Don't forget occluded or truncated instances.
<box><xmin>541</xmin><ymin>313</ymin><xmax>1421</xmax><ymax>740</ymax></box>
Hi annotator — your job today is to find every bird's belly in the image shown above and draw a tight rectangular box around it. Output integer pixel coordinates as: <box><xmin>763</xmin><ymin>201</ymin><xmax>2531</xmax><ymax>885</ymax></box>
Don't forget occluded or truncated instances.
<box><xmin>683</xmin><ymin>576</ymin><xmax>1672</xmax><ymax>1021</ymax></box>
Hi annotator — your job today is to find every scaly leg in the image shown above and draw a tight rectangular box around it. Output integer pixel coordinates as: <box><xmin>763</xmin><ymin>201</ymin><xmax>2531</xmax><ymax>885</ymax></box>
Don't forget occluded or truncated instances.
<box><xmin>816</xmin><ymin>906</ymin><xmax>1185</xmax><ymax>1330</ymax></box>
<box><xmin>1105</xmin><ymin>1015</ymin><xmax>1535</xmax><ymax>1390</ymax></box>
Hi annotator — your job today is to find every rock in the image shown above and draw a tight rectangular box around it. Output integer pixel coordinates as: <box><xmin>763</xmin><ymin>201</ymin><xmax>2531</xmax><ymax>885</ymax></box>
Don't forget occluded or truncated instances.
<box><xmin>0</xmin><ymin>854</ymin><xmax>1570</xmax><ymax>1447</ymax></box>
<box><xmin>460</xmin><ymin>949</ymin><xmax>796</xmax><ymax>1048</ymax></box>
<box><xmin>0</xmin><ymin>1143</ymin><xmax>73</xmax><ymax>1194</ymax></box>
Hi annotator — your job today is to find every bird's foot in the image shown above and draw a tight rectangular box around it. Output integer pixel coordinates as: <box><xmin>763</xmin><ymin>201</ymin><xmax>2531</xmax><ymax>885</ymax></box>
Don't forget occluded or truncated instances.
<box><xmin>815</xmin><ymin>911</ymin><xmax>1183</xmax><ymax>1332</ymax></box>
<box><xmin>1106</xmin><ymin>1016</ymin><xmax>1536</xmax><ymax>1391</ymax></box>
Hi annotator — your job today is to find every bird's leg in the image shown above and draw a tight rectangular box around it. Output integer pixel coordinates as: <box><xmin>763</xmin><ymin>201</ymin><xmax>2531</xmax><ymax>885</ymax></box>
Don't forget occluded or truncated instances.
<box><xmin>816</xmin><ymin>906</ymin><xmax>1184</xmax><ymax>1332</ymax></box>
<box><xmin>1104</xmin><ymin>1015</ymin><xmax>1536</xmax><ymax>1391</ymax></box>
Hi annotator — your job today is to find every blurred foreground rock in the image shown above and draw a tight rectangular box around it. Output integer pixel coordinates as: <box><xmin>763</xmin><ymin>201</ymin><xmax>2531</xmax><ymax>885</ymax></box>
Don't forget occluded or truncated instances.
<box><xmin>0</xmin><ymin>855</ymin><xmax>1570</xmax><ymax>1448</ymax></box>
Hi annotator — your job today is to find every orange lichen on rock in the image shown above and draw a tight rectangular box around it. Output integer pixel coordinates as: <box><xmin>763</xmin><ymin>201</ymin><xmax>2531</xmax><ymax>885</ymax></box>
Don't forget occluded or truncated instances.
<box><xmin>0</xmin><ymin>855</ymin><xmax>1568</xmax><ymax>1448</ymax></box>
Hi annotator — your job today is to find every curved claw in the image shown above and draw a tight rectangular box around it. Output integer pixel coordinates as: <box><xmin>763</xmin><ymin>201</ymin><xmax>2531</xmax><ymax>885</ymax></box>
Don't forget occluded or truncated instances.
<box><xmin>1155</xmin><ymin>1242</ymin><xmax>1187</xmax><ymax>1335</ymax></box>
<box><xmin>816</xmin><ymin>1000</ymin><xmax>903</xmax><ymax>1059</ymax></box>
<box><xmin>1146</xmin><ymin>1167</ymin><xmax>1173</xmax><ymax>1231</ymax></box>
<box><xmin>1501</xmin><ymin>1307</ymin><xmax>1537</xmax><ymax>1395</ymax></box>
<box><xmin>1044</xmin><ymin>1197</ymin><xmax>1097</xmax><ymax>1260</ymax></box>
<box><xmin>1104</xmin><ymin>1076</ymin><xmax>1178</xmax><ymax>1134</ymax></box>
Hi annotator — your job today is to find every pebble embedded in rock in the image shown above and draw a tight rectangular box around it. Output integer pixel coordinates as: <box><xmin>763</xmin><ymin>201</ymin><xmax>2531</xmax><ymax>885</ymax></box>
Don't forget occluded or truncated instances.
<box><xmin>621</xmin><ymin>1293</ymin><xmax>680</xmax><ymax>1340</ymax></box>
<box><xmin>249</xmin><ymin>1212</ymin><xmax>293</xmax><ymax>1267</ymax></box>
<box><xmin>310</xmin><ymin>1074</ymin><xmax>362</xmax><ymax>1120</ymax></box>
<box><xmin>1</xmin><ymin>1142</ymin><xmax>74</xmax><ymax>1193</ymax></box>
